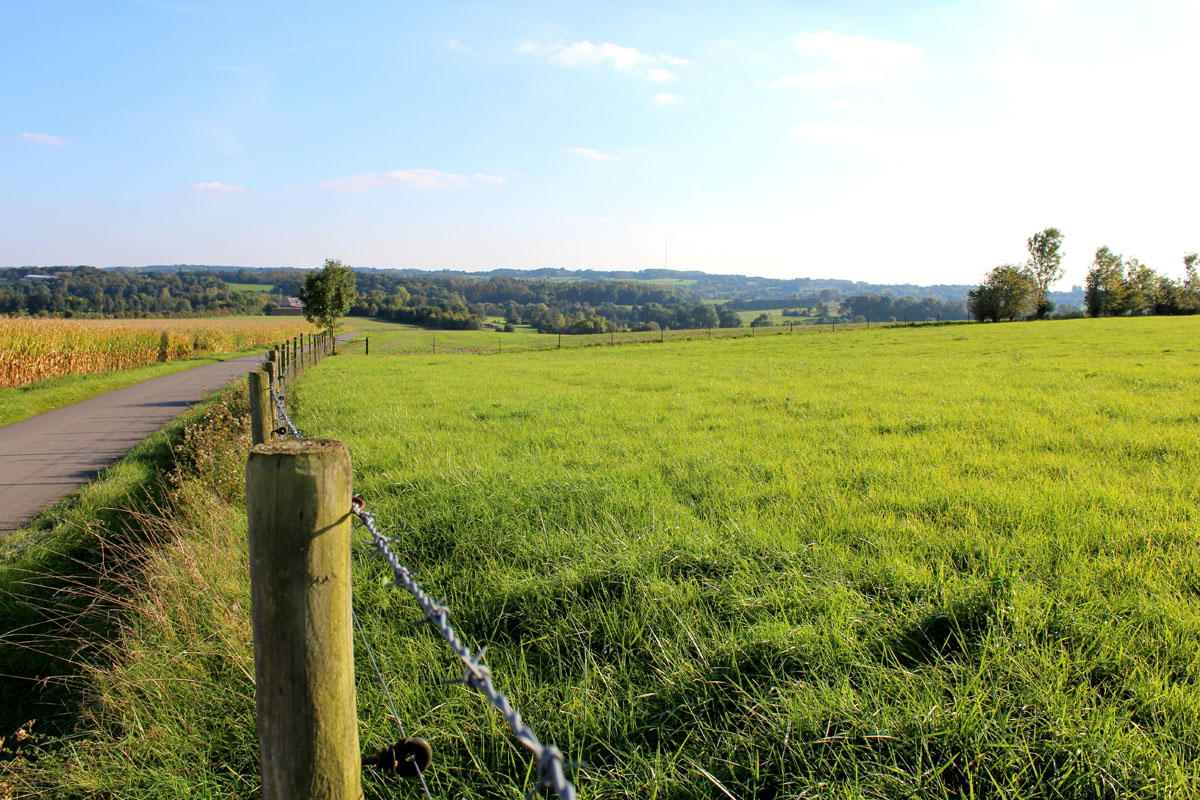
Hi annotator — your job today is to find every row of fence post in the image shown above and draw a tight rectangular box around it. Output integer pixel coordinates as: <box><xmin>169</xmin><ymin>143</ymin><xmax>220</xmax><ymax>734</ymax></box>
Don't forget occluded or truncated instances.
<box><xmin>245</xmin><ymin>329</ymin><xmax>361</xmax><ymax>799</ymax></box>
<box><xmin>249</xmin><ymin>331</ymin><xmax>333</xmax><ymax>445</ymax></box>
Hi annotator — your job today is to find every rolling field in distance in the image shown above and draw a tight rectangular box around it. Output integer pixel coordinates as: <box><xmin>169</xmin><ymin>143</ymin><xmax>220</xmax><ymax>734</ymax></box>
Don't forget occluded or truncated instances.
<box><xmin>343</xmin><ymin>316</ymin><xmax>856</xmax><ymax>356</ymax></box>
<box><xmin>11</xmin><ymin>317</ymin><xmax>1198</xmax><ymax>798</ymax></box>
<box><xmin>290</xmin><ymin>317</ymin><xmax>1198</xmax><ymax>798</ymax></box>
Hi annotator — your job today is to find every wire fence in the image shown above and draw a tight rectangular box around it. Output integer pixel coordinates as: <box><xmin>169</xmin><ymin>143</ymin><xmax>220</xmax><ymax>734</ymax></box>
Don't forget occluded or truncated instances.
<box><xmin>268</xmin><ymin>375</ymin><xmax>579</xmax><ymax>800</ymax></box>
<box><xmin>348</xmin><ymin>317</ymin><xmax>970</xmax><ymax>357</ymax></box>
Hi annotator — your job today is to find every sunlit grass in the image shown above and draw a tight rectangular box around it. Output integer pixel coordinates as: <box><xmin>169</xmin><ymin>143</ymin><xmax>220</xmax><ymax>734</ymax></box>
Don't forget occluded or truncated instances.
<box><xmin>289</xmin><ymin>316</ymin><xmax>1200</xmax><ymax>798</ymax></box>
<box><xmin>5</xmin><ymin>316</ymin><xmax>1198</xmax><ymax>799</ymax></box>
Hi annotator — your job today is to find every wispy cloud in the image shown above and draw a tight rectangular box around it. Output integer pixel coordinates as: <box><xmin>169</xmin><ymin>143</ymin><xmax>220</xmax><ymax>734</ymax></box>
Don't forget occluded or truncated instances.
<box><xmin>564</xmin><ymin>147</ymin><xmax>620</xmax><ymax>162</ymax></box>
<box><xmin>20</xmin><ymin>132</ymin><xmax>68</xmax><ymax>146</ymax></box>
<box><xmin>319</xmin><ymin>168</ymin><xmax>505</xmax><ymax>192</ymax></box>
<box><xmin>651</xmin><ymin>93</ymin><xmax>678</xmax><ymax>106</ymax></box>
<box><xmin>187</xmin><ymin>181</ymin><xmax>247</xmax><ymax>194</ymax></box>
<box><xmin>519</xmin><ymin>40</ymin><xmax>689</xmax><ymax>82</ymax></box>
<box><xmin>776</xmin><ymin>31</ymin><xmax>922</xmax><ymax>88</ymax></box>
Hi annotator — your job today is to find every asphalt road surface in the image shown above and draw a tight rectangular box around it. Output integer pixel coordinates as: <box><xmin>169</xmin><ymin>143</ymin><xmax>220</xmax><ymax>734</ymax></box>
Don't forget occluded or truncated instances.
<box><xmin>0</xmin><ymin>335</ymin><xmax>357</xmax><ymax>533</ymax></box>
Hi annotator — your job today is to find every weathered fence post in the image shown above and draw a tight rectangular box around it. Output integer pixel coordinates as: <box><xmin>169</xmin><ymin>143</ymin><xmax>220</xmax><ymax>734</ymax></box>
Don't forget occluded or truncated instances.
<box><xmin>248</xmin><ymin>370</ymin><xmax>272</xmax><ymax>445</ymax></box>
<box><xmin>365</xmin><ymin>337</ymin><xmax>369</xmax><ymax>356</ymax></box>
<box><xmin>246</xmin><ymin>439</ymin><xmax>360</xmax><ymax>800</ymax></box>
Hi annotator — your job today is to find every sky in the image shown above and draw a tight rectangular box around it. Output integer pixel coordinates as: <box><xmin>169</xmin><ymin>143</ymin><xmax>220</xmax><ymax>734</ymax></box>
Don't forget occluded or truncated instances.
<box><xmin>3</xmin><ymin>0</ymin><xmax>1198</xmax><ymax>288</ymax></box>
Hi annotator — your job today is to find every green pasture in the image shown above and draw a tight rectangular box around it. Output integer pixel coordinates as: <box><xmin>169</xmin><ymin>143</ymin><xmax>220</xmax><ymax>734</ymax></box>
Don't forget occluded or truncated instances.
<box><xmin>6</xmin><ymin>316</ymin><xmax>1199</xmax><ymax>798</ymax></box>
<box><xmin>340</xmin><ymin>316</ymin><xmax>852</xmax><ymax>356</ymax></box>
<box><xmin>638</xmin><ymin>278</ymin><xmax>697</xmax><ymax>286</ymax></box>
<box><xmin>294</xmin><ymin>316</ymin><xmax>1199</xmax><ymax>798</ymax></box>
<box><xmin>225</xmin><ymin>282</ymin><xmax>274</xmax><ymax>292</ymax></box>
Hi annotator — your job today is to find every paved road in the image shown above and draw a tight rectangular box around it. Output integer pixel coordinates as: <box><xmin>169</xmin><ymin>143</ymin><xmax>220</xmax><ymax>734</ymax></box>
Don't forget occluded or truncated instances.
<box><xmin>0</xmin><ymin>335</ymin><xmax>357</xmax><ymax>533</ymax></box>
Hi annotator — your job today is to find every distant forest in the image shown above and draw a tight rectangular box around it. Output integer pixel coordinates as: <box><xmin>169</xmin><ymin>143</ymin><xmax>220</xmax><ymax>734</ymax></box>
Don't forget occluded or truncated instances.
<box><xmin>2</xmin><ymin>264</ymin><xmax>1092</xmax><ymax>330</ymax></box>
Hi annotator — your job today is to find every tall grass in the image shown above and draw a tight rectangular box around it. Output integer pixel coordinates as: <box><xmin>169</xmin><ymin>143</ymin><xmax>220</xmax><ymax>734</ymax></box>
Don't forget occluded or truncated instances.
<box><xmin>0</xmin><ymin>317</ymin><xmax>312</xmax><ymax>388</ymax></box>
<box><xmin>3</xmin><ymin>316</ymin><xmax>1198</xmax><ymax>798</ymax></box>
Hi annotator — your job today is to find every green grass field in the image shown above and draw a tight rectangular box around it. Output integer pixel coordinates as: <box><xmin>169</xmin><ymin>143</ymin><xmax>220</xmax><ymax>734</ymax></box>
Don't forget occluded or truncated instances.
<box><xmin>340</xmin><ymin>316</ymin><xmax>854</xmax><ymax>356</ymax></box>
<box><xmin>226</xmin><ymin>282</ymin><xmax>274</xmax><ymax>292</ymax></box>
<box><xmin>291</xmin><ymin>317</ymin><xmax>1200</xmax><ymax>798</ymax></box>
<box><xmin>4</xmin><ymin>317</ymin><xmax>1199</xmax><ymax>798</ymax></box>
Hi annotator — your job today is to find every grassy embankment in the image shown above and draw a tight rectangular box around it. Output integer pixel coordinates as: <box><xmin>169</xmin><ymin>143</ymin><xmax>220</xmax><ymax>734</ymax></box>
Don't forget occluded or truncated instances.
<box><xmin>4</xmin><ymin>316</ymin><xmax>1199</xmax><ymax>798</ymax></box>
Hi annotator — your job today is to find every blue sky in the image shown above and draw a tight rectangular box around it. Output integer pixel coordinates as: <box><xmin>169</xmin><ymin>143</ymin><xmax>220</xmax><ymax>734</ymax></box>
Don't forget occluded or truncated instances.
<box><xmin>4</xmin><ymin>0</ymin><xmax>1198</xmax><ymax>287</ymax></box>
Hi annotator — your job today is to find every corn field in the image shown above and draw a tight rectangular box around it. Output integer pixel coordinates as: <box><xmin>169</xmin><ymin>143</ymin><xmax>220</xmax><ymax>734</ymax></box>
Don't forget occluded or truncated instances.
<box><xmin>0</xmin><ymin>317</ymin><xmax>313</xmax><ymax>389</ymax></box>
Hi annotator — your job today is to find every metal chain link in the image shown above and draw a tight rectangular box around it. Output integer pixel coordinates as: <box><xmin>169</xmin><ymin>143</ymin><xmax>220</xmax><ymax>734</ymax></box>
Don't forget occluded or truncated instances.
<box><xmin>351</xmin><ymin>496</ymin><xmax>579</xmax><ymax>800</ymax></box>
<box><xmin>269</xmin><ymin>384</ymin><xmax>304</xmax><ymax>438</ymax></box>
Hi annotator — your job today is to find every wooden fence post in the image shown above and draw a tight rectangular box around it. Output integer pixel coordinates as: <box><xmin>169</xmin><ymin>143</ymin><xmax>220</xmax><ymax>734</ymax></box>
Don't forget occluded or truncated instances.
<box><xmin>246</xmin><ymin>439</ymin><xmax>360</xmax><ymax>800</ymax></box>
<box><xmin>248</xmin><ymin>370</ymin><xmax>272</xmax><ymax>445</ymax></box>
<box><xmin>366</xmin><ymin>337</ymin><xmax>369</xmax><ymax>356</ymax></box>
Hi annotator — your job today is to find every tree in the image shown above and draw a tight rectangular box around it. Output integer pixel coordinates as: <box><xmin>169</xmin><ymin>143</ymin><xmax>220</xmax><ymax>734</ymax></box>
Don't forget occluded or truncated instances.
<box><xmin>716</xmin><ymin>305</ymin><xmax>742</xmax><ymax>328</ymax></box>
<box><xmin>1026</xmin><ymin>227</ymin><xmax>1064</xmax><ymax>319</ymax></box>
<box><xmin>1120</xmin><ymin>257</ymin><xmax>1156</xmax><ymax>315</ymax></box>
<box><xmin>750</xmin><ymin>312</ymin><xmax>773</xmax><ymax>327</ymax></box>
<box><xmin>298</xmin><ymin>258</ymin><xmax>357</xmax><ymax>352</ymax></box>
<box><xmin>967</xmin><ymin>264</ymin><xmax>1035</xmax><ymax>322</ymax></box>
<box><xmin>688</xmin><ymin>303</ymin><xmax>720</xmax><ymax>329</ymax></box>
<box><xmin>1084</xmin><ymin>246</ymin><xmax>1125</xmax><ymax>317</ymax></box>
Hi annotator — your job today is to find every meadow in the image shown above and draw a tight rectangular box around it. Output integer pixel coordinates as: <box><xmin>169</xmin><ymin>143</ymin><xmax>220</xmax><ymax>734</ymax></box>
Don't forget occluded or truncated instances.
<box><xmin>343</xmin><ymin>316</ymin><xmax>855</xmax><ymax>356</ymax></box>
<box><xmin>3</xmin><ymin>317</ymin><xmax>1198</xmax><ymax>798</ymax></box>
<box><xmin>0</xmin><ymin>316</ymin><xmax>312</xmax><ymax>389</ymax></box>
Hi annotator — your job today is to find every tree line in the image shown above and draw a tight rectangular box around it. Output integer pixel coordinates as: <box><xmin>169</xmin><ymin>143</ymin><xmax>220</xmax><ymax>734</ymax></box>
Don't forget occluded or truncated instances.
<box><xmin>969</xmin><ymin>229</ymin><xmax>1199</xmax><ymax>322</ymax></box>
<box><xmin>0</xmin><ymin>266</ymin><xmax>266</xmax><ymax>316</ymax></box>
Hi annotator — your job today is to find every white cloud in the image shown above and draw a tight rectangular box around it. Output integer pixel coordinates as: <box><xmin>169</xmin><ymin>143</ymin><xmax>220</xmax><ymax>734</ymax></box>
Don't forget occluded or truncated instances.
<box><xmin>651</xmin><ymin>93</ymin><xmax>678</xmax><ymax>106</ymax></box>
<box><xmin>187</xmin><ymin>181</ymin><xmax>247</xmax><ymax>194</ymax></box>
<box><xmin>319</xmin><ymin>168</ymin><xmax>505</xmax><ymax>192</ymax></box>
<box><xmin>20</xmin><ymin>132</ymin><xmax>68</xmax><ymax>146</ymax></box>
<box><xmin>519</xmin><ymin>40</ymin><xmax>689</xmax><ymax>82</ymax></box>
<box><xmin>777</xmin><ymin>31</ymin><xmax>922</xmax><ymax>89</ymax></box>
<box><xmin>564</xmin><ymin>147</ymin><xmax>620</xmax><ymax>162</ymax></box>
<box><xmin>551</xmin><ymin>41</ymin><xmax>649</xmax><ymax>71</ymax></box>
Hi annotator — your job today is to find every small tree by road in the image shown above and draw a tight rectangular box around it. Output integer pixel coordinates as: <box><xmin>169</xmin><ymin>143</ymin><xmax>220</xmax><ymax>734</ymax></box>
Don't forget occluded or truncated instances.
<box><xmin>298</xmin><ymin>258</ymin><xmax>357</xmax><ymax>353</ymax></box>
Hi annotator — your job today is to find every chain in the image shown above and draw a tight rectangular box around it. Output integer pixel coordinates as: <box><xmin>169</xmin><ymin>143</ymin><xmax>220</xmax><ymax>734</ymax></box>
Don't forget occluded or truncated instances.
<box><xmin>351</xmin><ymin>496</ymin><xmax>579</xmax><ymax>800</ymax></box>
<box><xmin>269</xmin><ymin>384</ymin><xmax>303</xmax><ymax>438</ymax></box>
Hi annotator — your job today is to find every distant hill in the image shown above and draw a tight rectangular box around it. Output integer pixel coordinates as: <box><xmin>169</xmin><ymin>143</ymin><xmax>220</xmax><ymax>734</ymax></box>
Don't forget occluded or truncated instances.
<box><xmin>121</xmin><ymin>264</ymin><xmax>1010</xmax><ymax>303</ymax></box>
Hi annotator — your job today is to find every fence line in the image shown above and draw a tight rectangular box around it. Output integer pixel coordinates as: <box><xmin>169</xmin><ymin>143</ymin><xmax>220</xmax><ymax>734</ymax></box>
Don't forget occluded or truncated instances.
<box><xmin>355</xmin><ymin>317</ymin><xmax>970</xmax><ymax>357</ymax></box>
<box><xmin>257</xmin><ymin>359</ymin><xmax>580</xmax><ymax>800</ymax></box>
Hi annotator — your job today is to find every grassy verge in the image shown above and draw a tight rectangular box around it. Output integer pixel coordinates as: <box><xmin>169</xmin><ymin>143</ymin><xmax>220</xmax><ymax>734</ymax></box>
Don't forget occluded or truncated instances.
<box><xmin>0</xmin><ymin>387</ymin><xmax>258</xmax><ymax>799</ymax></box>
<box><xmin>0</xmin><ymin>345</ymin><xmax>267</xmax><ymax>429</ymax></box>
